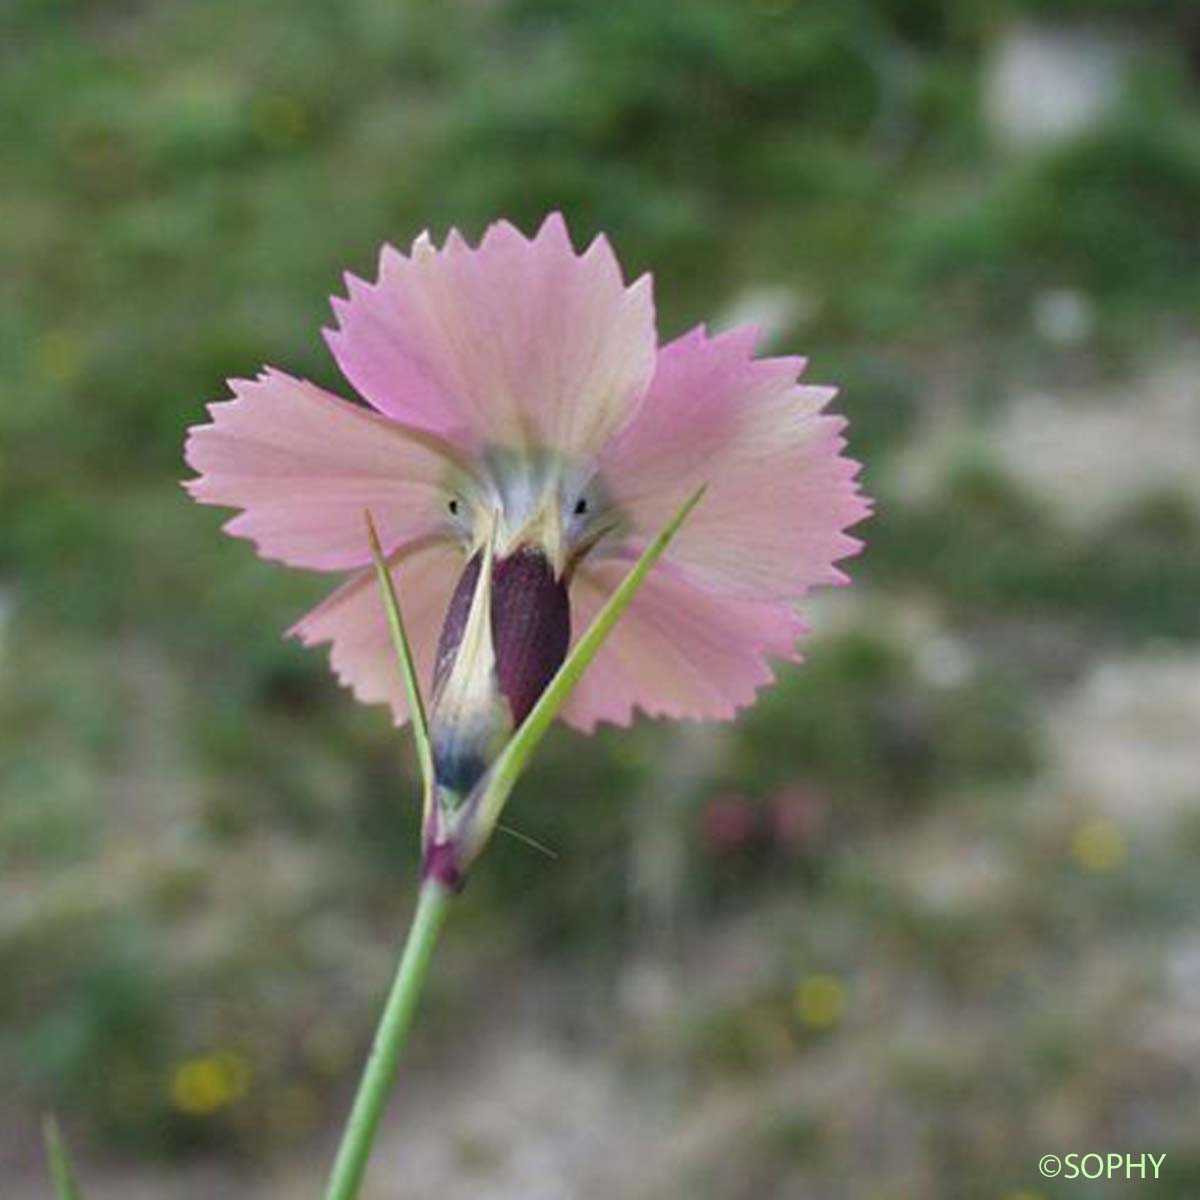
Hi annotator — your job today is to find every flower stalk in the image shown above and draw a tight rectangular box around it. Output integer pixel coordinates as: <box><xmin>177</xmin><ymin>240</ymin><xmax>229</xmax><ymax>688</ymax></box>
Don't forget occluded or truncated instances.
<box><xmin>323</xmin><ymin>487</ymin><xmax>705</xmax><ymax>1198</ymax></box>
<box><xmin>322</xmin><ymin>879</ymin><xmax>452</xmax><ymax>1200</ymax></box>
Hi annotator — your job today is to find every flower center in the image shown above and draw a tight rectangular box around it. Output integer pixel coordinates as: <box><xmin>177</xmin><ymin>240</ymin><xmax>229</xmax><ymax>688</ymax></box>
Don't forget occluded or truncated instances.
<box><xmin>445</xmin><ymin>447</ymin><xmax>619</xmax><ymax>581</ymax></box>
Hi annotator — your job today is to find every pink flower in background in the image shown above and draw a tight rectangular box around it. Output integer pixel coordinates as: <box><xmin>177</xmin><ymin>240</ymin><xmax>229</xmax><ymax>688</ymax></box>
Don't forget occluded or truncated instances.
<box><xmin>701</xmin><ymin>794</ymin><xmax>760</xmax><ymax>855</ymax></box>
<box><xmin>699</xmin><ymin>787</ymin><xmax>828</xmax><ymax>858</ymax></box>
<box><xmin>183</xmin><ymin>214</ymin><xmax>868</xmax><ymax>760</ymax></box>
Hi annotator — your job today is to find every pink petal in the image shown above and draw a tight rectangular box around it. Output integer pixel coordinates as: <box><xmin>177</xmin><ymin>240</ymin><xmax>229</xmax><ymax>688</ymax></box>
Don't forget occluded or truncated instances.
<box><xmin>184</xmin><ymin>369</ymin><xmax>471</xmax><ymax>570</ymax></box>
<box><xmin>289</xmin><ymin>537</ymin><xmax>464</xmax><ymax>723</ymax></box>
<box><xmin>600</xmin><ymin>325</ymin><xmax>870</xmax><ymax>601</ymax></box>
<box><xmin>560</xmin><ymin>558</ymin><xmax>805</xmax><ymax>732</ymax></box>
<box><xmin>325</xmin><ymin>213</ymin><xmax>657</xmax><ymax>457</ymax></box>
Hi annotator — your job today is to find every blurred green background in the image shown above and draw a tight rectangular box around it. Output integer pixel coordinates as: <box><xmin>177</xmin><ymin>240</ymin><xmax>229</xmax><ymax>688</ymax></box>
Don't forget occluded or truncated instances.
<box><xmin>4</xmin><ymin>0</ymin><xmax>1200</xmax><ymax>1196</ymax></box>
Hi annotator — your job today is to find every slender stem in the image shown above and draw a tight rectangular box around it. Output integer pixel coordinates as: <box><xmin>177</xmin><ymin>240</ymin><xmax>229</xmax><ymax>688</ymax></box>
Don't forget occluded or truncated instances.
<box><xmin>324</xmin><ymin>879</ymin><xmax>454</xmax><ymax>1200</ymax></box>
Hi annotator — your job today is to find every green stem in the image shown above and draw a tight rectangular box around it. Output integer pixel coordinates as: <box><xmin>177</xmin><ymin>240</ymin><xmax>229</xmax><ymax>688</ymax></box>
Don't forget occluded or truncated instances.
<box><xmin>324</xmin><ymin>879</ymin><xmax>454</xmax><ymax>1200</ymax></box>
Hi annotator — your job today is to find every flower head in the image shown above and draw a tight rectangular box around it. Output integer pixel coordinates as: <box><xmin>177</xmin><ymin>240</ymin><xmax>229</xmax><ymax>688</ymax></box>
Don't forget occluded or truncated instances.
<box><xmin>185</xmin><ymin>213</ymin><xmax>866</xmax><ymax>737</ymax></box>
<box><xmin>185</xmin><ymin>215</ymin><xmax>868</xmax><ymax>885</ymax></box>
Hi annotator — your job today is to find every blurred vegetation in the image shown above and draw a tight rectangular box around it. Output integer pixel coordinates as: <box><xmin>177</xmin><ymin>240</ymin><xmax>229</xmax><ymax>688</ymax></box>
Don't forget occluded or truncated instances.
<box><xmin>2</xmin><ymin>0</ymin><xmax>1200</xmax><ymax>1192</ymax></box>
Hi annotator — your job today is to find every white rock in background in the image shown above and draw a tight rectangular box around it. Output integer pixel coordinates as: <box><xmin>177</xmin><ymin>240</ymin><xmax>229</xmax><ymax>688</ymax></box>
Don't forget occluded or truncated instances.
<box><xmin>1048</xmin><ymin>654</ymin><xmax>1200</xmax><ymax>830</ymax></box>
<box><xmin>983</xmin><ymin>20</ymin><xmax>1129</xmax><ymax>151</ymax></box>
<box><xmin>915</xmin><ymin>632</ymin><xmax>974</xmax><ymax>691</ymax></box>
<box><xmin>991</xmin><ymin>349</ymin><xmax>1200</xmax><ymax>531</ymax></box>
<box><xmin>1032</xmin><ymin>287</ymin><xmax>1095</xmax><ymax>346</ymax></box>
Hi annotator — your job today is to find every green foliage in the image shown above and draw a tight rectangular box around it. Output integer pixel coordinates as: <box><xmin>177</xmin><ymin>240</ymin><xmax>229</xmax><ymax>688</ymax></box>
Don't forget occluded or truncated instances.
<box><xmin>737</xmin><ymin>628</ymin><xmax>1038</xmax><ymax>817</ymax></box>
<box><xmin>867</xmin><ymin>461</ymin><xmax>1200</xmax><ymax>641</ymax></box>
<box><xmin>902</xmin><ymin>114</ymin><xmax>1200</xmax><ymax>333</ymax></box>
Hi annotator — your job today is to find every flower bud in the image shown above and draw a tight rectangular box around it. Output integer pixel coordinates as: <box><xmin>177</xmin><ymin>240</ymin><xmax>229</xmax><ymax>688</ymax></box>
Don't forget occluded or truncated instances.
<box><xmin>423</xmin><ymin>544</ymin><xmax>570</xmax><ymax>887</ymax></box>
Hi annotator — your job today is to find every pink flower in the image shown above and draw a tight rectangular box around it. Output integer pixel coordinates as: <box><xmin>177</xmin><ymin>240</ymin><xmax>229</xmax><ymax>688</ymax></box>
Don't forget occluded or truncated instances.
<box><xmin>184</xmin><ymin>214</ymin><xmax>868</xmax><ymax>749</ymax></box>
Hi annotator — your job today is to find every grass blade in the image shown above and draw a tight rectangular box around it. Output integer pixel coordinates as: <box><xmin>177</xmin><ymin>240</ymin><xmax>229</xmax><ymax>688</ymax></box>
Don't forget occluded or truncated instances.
<box><xmin>43</xmin><ymin>1116</ymin><xmax>83</xmax><ymax>1200</ymax></box>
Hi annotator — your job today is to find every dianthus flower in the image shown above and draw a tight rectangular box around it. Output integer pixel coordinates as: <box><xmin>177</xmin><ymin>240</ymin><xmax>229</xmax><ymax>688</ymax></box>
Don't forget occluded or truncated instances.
<box><xmin>183</xmin><ymin>213</ymin><xmax>867</xmax><ymax>1200</ymax></box>
<box><xmin>187</xmin><ymin>217</ymin><xmax>863</xmax><ymax>710</ymax></box>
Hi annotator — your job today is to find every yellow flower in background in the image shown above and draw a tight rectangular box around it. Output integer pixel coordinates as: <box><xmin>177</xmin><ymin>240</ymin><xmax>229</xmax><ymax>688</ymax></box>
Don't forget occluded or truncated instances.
<box><xmin>169</xmin><ymin>1051</ymin><xmax>251</xmax><ymax>1116</ymax></box>
<box><xmin>794</xmin><ymin>973</ymin><xmax>846</xmax><ymax>1030</ymax></box>
<box><xmin>1071</xmin><ymin>817</ymin><xmax>1126</xmax><ymax>872</ymax></box>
